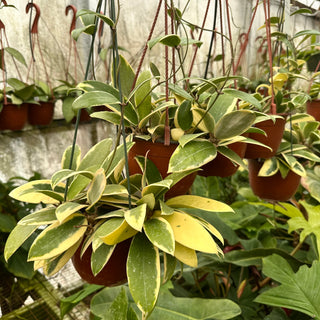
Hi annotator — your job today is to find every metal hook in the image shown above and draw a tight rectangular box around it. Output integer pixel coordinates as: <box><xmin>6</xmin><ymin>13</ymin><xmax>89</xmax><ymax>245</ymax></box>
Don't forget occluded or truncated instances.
<box><xmin>65</xmin><ymin>5</ymin><xmax>77</xmax><ymax>34</ymax></box>
<box><xmin>26</xmin><ymin>2</ymin><xmax>40</xmax><ymax>34</ymax></box>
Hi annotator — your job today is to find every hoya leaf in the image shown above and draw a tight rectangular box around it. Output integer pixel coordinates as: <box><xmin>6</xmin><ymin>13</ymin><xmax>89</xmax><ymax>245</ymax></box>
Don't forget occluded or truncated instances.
<box><xmin>28</xmin><ymin>214</ymin><xmax>87</xmax><ymax>261</ymax></box>
<box><xmin>174</xmin><ymin>242</ymin><xmax>197</xmax><ymax>267</ymax></box>
<box><xmin>127</xmin><ymin>233</ymin><xmax>161</xmax><ymax>314</ymax></box>
<box><xmin>18</xmin><ymin>207</ymin><xmax>57</xmax><ymax>225</ymax></box>
<box><xmin>73</xmin><ymin>91</ymin><xmax>120</xmax><ymax>110</ymax></box>
<box><xmin>148</xmin><ymin>34</ymin><xmax>181</xmax><ymax>49</ymax></box>
<box><xmin>87</xmin><ymin>168</ymin><xmax>107</xmax><ymax>208</ymax></box>
<box><xmin>91</xmin><ymin>243</ymin><xmax>115</xmax><ymax>276</ymax></box>
<box><xmin>134</xmin><ymin>70</ymin><xmax>152</xmax><ymax>120</ymax></box>
<box><xmin>124</xmin><ymin>204</ymin><xmax>147</xmax><ymax>232</ymax></box>
<box><xmin>56</xmin><ymin>202</ymin><xmax>87</xmax><ymax>223</ymax></box>
<box><xmin>144</xmin><ymin>217</ymin><xmax>175</xmax><ymax>255</ymax></box>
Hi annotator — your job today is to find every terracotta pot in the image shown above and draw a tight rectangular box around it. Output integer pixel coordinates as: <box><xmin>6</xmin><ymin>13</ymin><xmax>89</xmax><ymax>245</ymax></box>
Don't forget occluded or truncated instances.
<box><xmin>72</xmin><ymin>109</ymin><xmax>91</xmax><ymax>123</ymax></box>
<box><xmin>245</xmin><ymin>117</ymin><xmax>286</xmax><ymax>159</ymax></box>
<box><xmin>307</xmin><ymin>53</ymin><xmax>320</xmax><ymax>72</ymax></box>
<box><xmin>128</xmin><ymin>139</ymin><xmax>197</xmax><ymax>198</ymax></box>
<box><xmin>0</xmin><ymin>103</ymin><xmax>28</xmax><ymax>131</ymax></box>
<box><xmin>248</xmin><ymin>159</ymin><xmax>301</xmax><ymax>201</ymax></box>
<box><xmin>72</xmin><ymin>239</ymin><xmax>131</xmax><ymax>287</ymax></box>
<box><xmin>306</xmin><ymin>100</ymin><xmax>320</xmax><ymax>122</ymax></box>
<box><xmin>28</xmin><ymin>101</ymin><xmax>55</xmax><ymax>126</ymax></box>
<box><xmin>198</xmin><ymin>140</ymin><xmax>247</xmax><ymax>177</ymax></box>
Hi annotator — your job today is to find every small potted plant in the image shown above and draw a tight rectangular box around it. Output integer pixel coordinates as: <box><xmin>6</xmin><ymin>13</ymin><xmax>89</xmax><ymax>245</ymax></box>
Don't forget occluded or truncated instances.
<box><xmin>0</xmin><ymin>78</ymin><xmax>35</xmax><ymax>130</ymax></box>
<box><xmin>249</xmin><ymin>115</ymin><xmax>320</xmax><ymax>201</ymax></box>
<box><xmin>4</xmin><ymin>137</ymin><xmax>233</xmax><ymax>317</ymax></box>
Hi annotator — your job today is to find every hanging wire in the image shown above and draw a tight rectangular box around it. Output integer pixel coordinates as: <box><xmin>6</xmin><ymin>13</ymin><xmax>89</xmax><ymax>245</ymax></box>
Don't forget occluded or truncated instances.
<box><xmin>27</xmin><ymin>0</ymin><xmax>35</xmax><ymax>62</ymax></box>
<box><xmin>204</xmin><ymin>0</ymin><xmax>219</xmax><ymax>79</ymax></box>
<box><xmin>110</xmin><ymin>0</ymin><xmax>132</xmax><ymax>208</ymax></box>
<box><xmin>64</xmin><ymin>0</ymin><xmax>104</xmax><ymax>201</ymax></box>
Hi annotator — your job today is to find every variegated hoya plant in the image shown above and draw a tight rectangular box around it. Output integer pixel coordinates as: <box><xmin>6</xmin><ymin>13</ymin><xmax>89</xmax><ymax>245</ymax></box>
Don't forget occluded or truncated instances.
<box><xmin>4</xmin><ymin>137</ymin><xmax>234</xmax><ymax>317</ymax></box>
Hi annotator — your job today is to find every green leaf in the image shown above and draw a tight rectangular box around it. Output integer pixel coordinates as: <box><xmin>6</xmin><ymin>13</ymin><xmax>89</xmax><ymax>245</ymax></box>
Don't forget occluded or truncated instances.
<box><xmin>104</xmin><ymin>287</ymin><xmax>129</xmax><ymax>320</ymax></box>
<box><xmin>91</xmin><ymin>243</ymin><xmax>115</xmax><ymax>276</ymax></box>
<box><xmin>4</xmin><ymin>47</ymin><xmax>27</xmax><ymax>66</ymax></box>
<box><xmin>60</xmin><ymin>284</ymin><xmax>103</xmax><ymax>319</ymax></box>
<box><xmin>175</xmin><ymin>100</ymin><xmax>193</xmax><ymax>130</ymax></box>
<box><xmin>214</xmin><ymin>110</ymin><xmax>256</xmax><ymax>140</ymax></box>
<box><xmin>87</xmin><ymin>168</ymin><xmax>107</xmax><ymax>208</ymax></box>
<box><xmin>18</xmin><ymin>207</ymin><xmax>57</xmax><ymax>225</ymax></box>
<box><xmin>255</xmin><ymin>254</ymin><xmax>320</xmax><ymax>319</ymax></box>
<box><xmin>73</xmin><ymin>91</ymin><xmax>120</xmax><ymax>110</ymax></box>
<box><xmin>150</xmin><ymin>284</ymin><xmax>241</xmax><ymax>319</ymax></box>
<box><xmin>290</xmin><ymin>8</ymin><xmax>312</xmax><ymax>16</ymax></box>
<box><xmin>111</xmin><ymin>55</ymin><xmax>135</xmax><ymax>98</ymax></box>
<box><xmin>223</xmin><ymin>88</ymin><xmax>262</xmax><ymax>109</ymax></box>
<box><xmin>192</xmin><ymin>107</ymin><xmax>215</xmax><ymax>133</ymax></box>
<box><xmin>72</xmin><ymin>24</ymin><xmax>96</xmax><ymax>41</ymax></box>
<box><xmin>144</xmin><ymin>217</ymin><xmax>175</xmax><ymax>254</ymax></box>
<box><xmin>168</xmin><ymin>84</ymin><xmax>193</xmax><ymax>101</ymax></box>
<box><xmin>288</xmin><ymin>200</ymin><xmax>320</xmax><ymax>258</ymax></box>
<box><xmin>51</xmin><ymin>169</ymin><xmax>94</xmax><ymax>189</ymax></box>
<box><xmin>148</xmin><ymin>34</ymin><xmax>181</xmax><ymax>49</ymax></box>
<box><xmin>134</xmin><ymin>70</ymin><xmax>152</xmax><ymax>120</ymax></box>
<box><xmin>127</xmin><ymin>233</ymin><xmax>161</xmax><ymax>315</ymax></box>
<box><xmin>61</xmin><ymin>144</ymin><xmax>81</xmax><ymax>170</ymax></box>
<box><xmin>168</xmin><ymin>141</ymin><xmax>217</xmax><ymax>172</ymax></box>
<box><xmin>207</xmin><ymin>93</ymin><xmax>236</xmax><ymax>123</ymax></box>
<box><xmin>303</xmin><ymin>167</ymin><xmax>320</xmax><ymax>202</ymax></box>
<box><xmin>258</xmin><ymin>157</ymin><xmax>279</xmax><ymax>177</ymax></box>
<box><xmin>4</xmin><ymin>224</ymin><xmax>38</xmax><ymax>261</ymax></box>
<box><xmin>124</xmin><ymin>204</ymin><xmax>147</xmax><ymax>232</ymax></box>
<box><xmin>56</xmin><ymin>202</ymin><xmax>87</xmax><ymax>223</ymax></box>
<box><xmin>28</xmin><ymin>214</ymin><xmax>87</xmax><ymax>261</ymax></box>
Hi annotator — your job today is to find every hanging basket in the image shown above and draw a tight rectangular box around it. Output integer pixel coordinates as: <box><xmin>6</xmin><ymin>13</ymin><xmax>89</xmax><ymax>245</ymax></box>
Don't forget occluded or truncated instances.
<box><xmin>0</xmin><ymin>103</ymin><xmax>28</xmax><ymax>131</ymax></box>
<box><xmin>244</xmin><ymin>117</ymin><xmax>285</xmax><ymax>159</ymax></box>
<box><xmin>248</xmin><ymin>159</ymin><xmax>301</xmax><ymax>201</ymax></box>
<box><xmin>198</xmin><ymin>140</ymin><xmax>247</xmax><ymax>177</ymax></box>
<box><xmin>28</xmin><ymin>101</ymin><xmax>55</xmax><ymax>126</ymax></box>
<box><xmin>306</xmin><ymin>100</ymin><xmax>320</xmax><ymax>122</ymax></box>
<box><xmin>128</xmin><ymin>139</ymin><xmax>197</xmax><ymax>198</ymax></box>
<box><xmin>72</xmin><ymin>239</ymin><xmax>131</xmax><ymax>287</ymax></box>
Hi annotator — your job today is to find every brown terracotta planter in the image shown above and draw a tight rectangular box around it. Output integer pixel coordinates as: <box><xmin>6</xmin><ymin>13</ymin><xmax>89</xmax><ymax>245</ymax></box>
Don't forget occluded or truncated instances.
<box><xmin>28</xmin><ymin>101</ymin><xmax>55</xmax><ymax>126</ymax></box>
<box><xmin>306</xmin><ymin>100</ymin><xmax>320</xmax><ymax>122</ymax></box>
<box><xmin>72</xmin><ymin>239</ymin><xmax>131</xmax><ymax>287</ymax></box>
<box><xmin>128</xmin><ymin>139</ymin><xmax>197</xmax><ymax>198</ymax></box>
<box><xmin>0</xmin><ymin>103</ymin><xmax>28</xmax><ymax>131</ymax></box>
<box><xmin>72</xmin><ymin>109</ymin><xmax>91</xmax><ymax>123</ymax></box>
<box><xmin>198</xmin><ymin>140</ymin><xmax>247</xmax><ymax>177</ymax></box>
<box><xmin>245</xmin><ymin>117</ymin><xmax>286</xmax><ymax>159</ymax></box>
<box><xmin>248</xmin><ymin>159</ymin><xmax>301</xmax><ymax>201</ymax></box>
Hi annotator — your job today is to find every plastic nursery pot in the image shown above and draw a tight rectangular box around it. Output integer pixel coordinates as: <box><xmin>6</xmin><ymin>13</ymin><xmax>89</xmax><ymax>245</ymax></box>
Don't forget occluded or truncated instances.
<box><xmin>244</xmin><ymin>117</ymin><xmax>286</xmax><ymax>159</ymax></box>
<box><xmin>28</xmin><ymin>101</ymin><xmax>55</xmax><ymax>126</ymax></box>
<box><xmin>198</xmin><ymin>140</ymin><xmax>247</xmax><ymax>177</ymax></box>
<box><xmin>306</xmin><ymin>100</ymin><xmax>320</xmax><ymax>122</ymax></box>
<box><xmin>248</xmin><ymin>159</ymin><xmax>301</xmax><ymax>201</ymax></box>
<box><xmin>128</xmin><ymin>139</ymin><xmax>197</xmax><ymax>199</ymax></box>
<box><xmin>72</xmin><ymin>238</ymin><xmax>131</xmax><ymax>287</ymax></box>
<box><xmin>0</xmin><ymin>103</ymin><xmax>28</xmax><ymax>131</ymax></box>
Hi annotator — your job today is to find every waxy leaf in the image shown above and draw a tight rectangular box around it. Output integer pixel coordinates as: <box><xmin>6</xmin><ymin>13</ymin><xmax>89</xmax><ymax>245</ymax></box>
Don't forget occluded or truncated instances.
<box><xmin>144</xmin><ymin>217</ymin><xmax>175</xmax><ymax>255</ymax></box>
<box><xmin>87</xmin><ymin>168</ymin><xmax>107</xmax><ymax>208</ymax></box>
<box><xmin>4</xmin><ymin>224</ymin><xmax>38</xmax><ymax>261</ymax></box>
<box><xmin>148</xmin><ymin>34</ymin><xmax>181</xmax><ymax>49</ymax></box>
<box><xmin>73</xmin><ymin>91</ymin><xmax>120</xmax><ymax>110</ymax></box>
<box><xmin>28</xmin><ymin>214</ymin><xmax>87</xmax><ymax>261</ymax></box>
<box><xmin>169</xmin><ymin>140</ymin><xmax>216</xmax><ymax>172</ymax></box>
<box><xmin>175</xmin><ymin>100</ymin><xmax>193</xmax><ymax>130</ymax></box>
<box><xmin>98</xmin><ymin>218</ymin><xmax>137</xmax><ymax>245</ymax></box>
<box><xmin>127</xmin><ymin>233</ymin><xmax>161</xmax><ymax>314</ymax></box>
<box><xmin>56</xmin><ymin>202</ymin><xmax>87</xmax><ymax>223</ymax></box>
<box><xmin>91</xmin><ymin>243</ymin><xmax>115</xmax><ymax>276</ymax></box>
<box><xmin>174</xmin><ymin>242</ymin><xmax>197</xmax><ymax>267</ymax></box>
<box><xmin>18</xmin><ymin>207</ymin><xmax>57</xmax><ymax>225</ymax></box>
<box><xmin>61</xmin><ymin>144</ymin><xmax>81</xmax><ymax>170</ymax></box>
<box><xmin>166</xmin><ymin>195</ymin><xmax>233</xmax><ymax>212</ymax></box>
<box><xmin>124</xmin><ymin>204</ymin><xmax>147</xmax><ymax>232</ymax></box>
<box><xmin>135</xmin><ymin>70</ymin><xmax>152</xmax><ymax>120</ymax></box>
<box><xmin>163</xmin><ymin>211</ymin><xmax>218</xmax><ymax>254</ymax></box>
<box><xmin>9</xmin><ymin>180</ymin><xmax>64</xmax><ymax>204</ymax></box>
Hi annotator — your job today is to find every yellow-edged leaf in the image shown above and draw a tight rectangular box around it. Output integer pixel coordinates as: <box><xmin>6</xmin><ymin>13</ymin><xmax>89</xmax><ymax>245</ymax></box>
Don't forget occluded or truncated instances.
<box><xmin>98</xmin><ymin>218</ymin><xmax>137</xmax><ymax>245</ymax></box>
<box><xmin>18</xmin><ymin>207</ymin><xmax>57</xmax><ymax>225</ymax></box>
<box><xmin>163</xmin><ymin>211</ymin><xmax>218</xmax><ymax>254</ymax></box>
<box><xmin>165</xmin><ymin>195</ymin><xmax>233</xmax><ymax>212</ymax></box>
<box><xmin>174</xmin><ymin>242</ymin><xmax>197</xmax><ymax>267</ymax></box>
<box><xmin>56</xmin><ymin>202</ymin><xmax>88</xmax><ymax>222</ymax></box>
<box><xmin>124</xmin><ymin>204</ymin><xmax>147</xmax><ymax>232</ymax></box>
<box><xmin>87</xmin><ymin>168</ymin><xmax>106</xmax><ymax>208</ymax></box>
<box><xmin>9</xmin><ymin>180</ymin><xmax>65</xmax><ymax>204</ymax></box>
<box><xmin>28</xmin><ymin>214</ymin><xmax>87</xmax><ymax>261</ymax></box>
